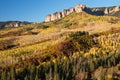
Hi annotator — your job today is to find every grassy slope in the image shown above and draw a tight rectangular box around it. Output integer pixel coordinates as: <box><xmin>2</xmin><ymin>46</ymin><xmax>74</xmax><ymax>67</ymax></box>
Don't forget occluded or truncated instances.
<box><xmin>0</xmin><ymin>12</ymin><xmax>120</xmax><ymax>59</ymax></box>
<box><xmin>0</xmin><ymin>12</ymin><xmax>120</xmax><ymax>79</ymax></box>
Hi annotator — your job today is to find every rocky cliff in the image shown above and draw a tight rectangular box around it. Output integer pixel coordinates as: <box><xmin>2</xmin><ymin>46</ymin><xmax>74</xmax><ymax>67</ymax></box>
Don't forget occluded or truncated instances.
<box><xmin>0</xmin><ymin>21</ymin><xmax>31</xmax><ymax>29</ymax></box>
<box><xmin>45</xmin><ymin>4</ymin><xmax>120</xmax><ymax>22</ymax></box>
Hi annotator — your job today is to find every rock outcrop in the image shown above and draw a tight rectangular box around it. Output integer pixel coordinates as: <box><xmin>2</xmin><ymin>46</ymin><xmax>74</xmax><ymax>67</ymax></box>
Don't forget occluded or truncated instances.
<box><xmin>67</xmin><ymin>8</ymin><xmax>75</xmax><ymax>15</ymax></box>
<box><xmin>61</xmin><ymin>9</ymin><xmax>67</xmax><ymax>17</ymax></box>
<box><xmin>45</xmin><ymin>15</ymin><xmax>51</xmax><ymax>22</ymax></box>
<box><xmin>75</xmin><ymin>4</ymin><xmax>87</xmax><ymax>13</ymax></box>
<box><xmin>113</xmin><ymin>6</ymin><xmax>120</xmax><ymax>12</ymax></box>
<box><xmin>45</xmin><ymin>4</ymin><xmax>87</xmax><ymax>22</ymax></box>
<box><xmin>45</xmin><ymin>4</ymin><xmax>120</xmax><ymax>22</ymax></box>
<box><xmin>92</xmin><ymin>6</ymin><xmax>120</xmax><ymax>15</ymax></box>
<box><xmin>0</xmin><ymin>21</ymin><xmax>31</xmax><ymax>29</ymax></box>
<box><xmin>104</xmin><ymin>8</ymin><xmax>109</xmax><ymax>14</ymax></box>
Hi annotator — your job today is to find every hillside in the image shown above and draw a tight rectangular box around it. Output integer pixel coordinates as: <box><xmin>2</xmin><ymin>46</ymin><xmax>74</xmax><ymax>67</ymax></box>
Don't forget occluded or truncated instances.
<box><xmin>0</xmin><ymin>11</ymin><xmax>120</xmax><ymax>80</ymax></box>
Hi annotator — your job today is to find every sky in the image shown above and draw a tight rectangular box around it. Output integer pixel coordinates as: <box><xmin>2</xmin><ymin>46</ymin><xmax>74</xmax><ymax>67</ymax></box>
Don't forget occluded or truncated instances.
<box><xmin>0</xmin><ymin>0</ymin><xmax>120</xmax><ymax>22</ymax></box>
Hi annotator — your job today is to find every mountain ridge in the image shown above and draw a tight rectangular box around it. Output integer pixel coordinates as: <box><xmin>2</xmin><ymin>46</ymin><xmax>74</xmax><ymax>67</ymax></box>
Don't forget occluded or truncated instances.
<box><xmin>45</xmin><ymin>4</ymin><xmax>120</xmax><ymax>22</ymax></box>
<box><xmin>0</xmin><ymin>21</ymin><xmax>32</xmax><ymax>29</ymax></box>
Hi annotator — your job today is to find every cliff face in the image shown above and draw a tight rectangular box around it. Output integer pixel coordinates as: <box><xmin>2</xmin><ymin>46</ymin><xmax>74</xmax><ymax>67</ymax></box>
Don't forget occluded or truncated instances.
<box><xmin>0</xmin><ymin>21</ymin><xmax>31</xmax><ymax>29</ymax></box>
<box><xmin>45</xmin><ymin>4</ymin><xmax>120</xmax><ymax>22</ymax></box>
<box><xmin>45</xmin><ymin>8</ymin><xmax>75</xmax><ymax>22</ymax></box>
<box><xmin>45</xmin><ymin>4</ymin><xmax>87</xmax><ymax>22</ymax></box>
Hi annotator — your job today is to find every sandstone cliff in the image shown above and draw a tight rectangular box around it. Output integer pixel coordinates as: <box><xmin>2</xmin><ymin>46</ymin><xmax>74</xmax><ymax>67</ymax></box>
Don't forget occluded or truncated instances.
<box><xmin>45</xmin><ymin>4</ymin><xmax>120</xmax><ymax>22</ymax></box>
<box><xmin>0</xmin><ymin>21</ymin><xmax>31</xmax><ymax>29</ymax></box>
<box><xmin>45</xmin><ymin>4</ymin><xmax>88</xmax><ymax>22</ymax></box>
